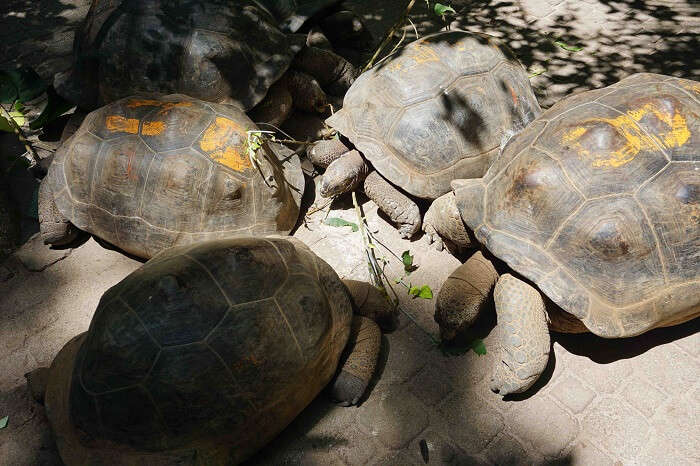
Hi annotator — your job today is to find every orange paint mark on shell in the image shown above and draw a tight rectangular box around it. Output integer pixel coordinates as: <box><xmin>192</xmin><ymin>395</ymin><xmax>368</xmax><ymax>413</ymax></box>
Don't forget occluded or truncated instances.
<box><xmin>142</xmin><ymin>120</ymin><xmax>166</xmax><ymax>136</ymax></box>
<box><xmin>508</xmin><ymin>85</ymin><xmax>518</xmax><ymax>107</ymax></box>
<box><xmin>199</xmin><ymin>117</ymin><xmax>252</xmax><ymax>172</ymax></box>
<box><xmin>105</xmin><ymin>115</ymin><xmax>139</xmax><ymax>134</ymax></box>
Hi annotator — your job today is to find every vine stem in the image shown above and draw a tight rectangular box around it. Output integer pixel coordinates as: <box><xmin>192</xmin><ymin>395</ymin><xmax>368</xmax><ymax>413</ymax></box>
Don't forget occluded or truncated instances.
<box><xmin>0</xmin><ymin>103</ymin><xmax>40</xmax><ymax>168</ymax></box>
<box><xmin>362</xmin><ymin>0</ymin><xmax>417</xmax><ymax>72</ymax></box>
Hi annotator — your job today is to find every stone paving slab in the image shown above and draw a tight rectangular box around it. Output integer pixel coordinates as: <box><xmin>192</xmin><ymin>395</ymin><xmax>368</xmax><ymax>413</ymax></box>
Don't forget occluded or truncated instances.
<box><xmin>1</xmin><ymin>0</ymin><xmax>699</xmax><ymax>465</ymax></box>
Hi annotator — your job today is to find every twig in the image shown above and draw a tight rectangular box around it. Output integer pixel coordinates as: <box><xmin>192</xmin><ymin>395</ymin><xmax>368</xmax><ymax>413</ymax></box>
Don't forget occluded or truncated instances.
<box><xmin>362</xmin><ymin>0</ymin><xmax>417</xmax><ymax>72</ymax></box>
<box><xmin>0</xmin><ymin>103</ymin><xmax>40</xmax><ymax>168</ymax></box>
<box><xmin>352</xmin><ymin>191</ymin><xmax>383</xmax><ymax>288</ymax></box>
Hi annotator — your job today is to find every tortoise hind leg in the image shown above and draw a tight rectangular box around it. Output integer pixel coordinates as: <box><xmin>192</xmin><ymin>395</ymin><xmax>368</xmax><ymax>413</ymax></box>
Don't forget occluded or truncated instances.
<box><xmin>491</xmin><ymin>274</ymin><xmax>550</xmax><ymax>396</ymax></box>
<box><xmin>331</xmin><ymin>315</ymin><xmax>381</xmax><ymax>406</ymax></box>
<box><xmin>38</xmin><ymin>179</ymin><xmax>79</xmax><ymax>246</ymax></box>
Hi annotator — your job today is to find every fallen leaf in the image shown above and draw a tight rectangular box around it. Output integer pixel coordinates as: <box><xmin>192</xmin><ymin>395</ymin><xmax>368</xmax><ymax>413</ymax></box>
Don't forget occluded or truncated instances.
<box><xmin>323</xmin><ymin>217</ymin><xmax>359</xmax><ymax>232</ymax></box>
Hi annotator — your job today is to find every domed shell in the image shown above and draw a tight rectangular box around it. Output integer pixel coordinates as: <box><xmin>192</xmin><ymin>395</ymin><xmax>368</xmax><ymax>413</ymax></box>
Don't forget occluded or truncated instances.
<box><xmin>327</xmin><ymin>30</ymin><xmax>541</xmax><ymax>199</ymax></box>
<box><xmin>69</xmin><ymin>236</ymin><xmax>352</xmax><ymax>462</ymax></box>
<box><xmin>47</xmin><ymin>94</ymin><xmax>304</xmax><ymax>259</ymax></box>
<box><xmin>455</xmin><ymin>73</ymin><xmax>700</xmax><ymax>337</ymax></box>
<box><xmin>59</xmin><ymin>0</ymin><xmax>303</xmax><ymax>110</ymax></box>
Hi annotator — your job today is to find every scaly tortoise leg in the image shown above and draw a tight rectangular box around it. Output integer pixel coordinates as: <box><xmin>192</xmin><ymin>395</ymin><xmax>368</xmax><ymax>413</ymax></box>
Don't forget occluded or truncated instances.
<box><xmin>248</xmin><ymin>80</ymin><xmax>293</xmax><ymax>127</ymax></box>
<box><xmin>331</xmin><ymin>279</ymin><xmax>394</xmax><ymax>406</ymax></box>
<box><xmin>435</xmin><ymin>251</ymin><xmax>499</xmax><ymax>341</ymax></box>
<box><xmin>423</xmin><ymin>191</ymin><xmax>473</xmax><ymax>251</ymax></box>
<box><xmin>331</xmin><ymin>316</ymin><xmax>381</xmax><ymax>406</ymax></box>
<box><xmin>38</xmin><ymin>179</ymin><xmax>79</xmax><ymax>246</ymax></box>
<box><xmin>292</xmin><ymin>46</ymin><xmax>358</xmax><ymax>97</ymax></box>
<box><xmin>363</xmin><ymin>171</ymin><xmax>421</xmax><ymax>239</ymax></box>
<box><xmin>283</xmin><ymin>70</ymin><xmax>329</xmax><ymax>114</ymax></box>
<box><xmin>491</xmin><ymin>274</ymin><xmax>550</xmax><ymax>396</ymax></box>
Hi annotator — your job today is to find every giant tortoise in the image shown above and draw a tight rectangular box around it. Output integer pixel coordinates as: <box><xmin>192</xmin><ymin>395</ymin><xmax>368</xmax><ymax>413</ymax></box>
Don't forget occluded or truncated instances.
<box><xmin>432</xmin><ymin>73</ymin><xmax>700</xmax><ymax>395</ymax></box>
<box><xmin>308</xmin><ymin>31</ymin><xmax>541</xmax><ymax>241</ymax></box>
<box><xmin>27</xmin><ymin>236</ymin><xmax>394</xmax><ymax>465</ymax></box>
<box><xmin>55</xmin><ymin>0</ymin><xmax>357</xmax><ymax>122</ymax></box>
<box><xmin>39</xmin><ymin>94</ymin><xmax>305</xmax><ymax>259</ymax></box>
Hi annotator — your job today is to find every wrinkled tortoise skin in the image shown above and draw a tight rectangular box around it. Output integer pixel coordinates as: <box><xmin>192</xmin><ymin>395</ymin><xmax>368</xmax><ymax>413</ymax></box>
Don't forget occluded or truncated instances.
<box><xmin>45</xmin><ymin>94</ymin><xmax>304</xmax><ymax>259</ymax></box>
<box><xmin>455</xmin><ymin>73</ymin><xmax>700</xmax><ymax>338</ymax></box>
<box><xmin>327</xmin><ymin>30</ymin><xmax>541</xmax><ymax>199</ymax></box>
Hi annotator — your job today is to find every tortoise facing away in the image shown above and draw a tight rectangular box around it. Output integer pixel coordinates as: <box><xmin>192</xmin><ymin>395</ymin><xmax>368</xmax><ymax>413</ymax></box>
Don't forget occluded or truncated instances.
<box><xmin>308</xmin><ymin>31</ymin><xmax>541</xmax><ymax>241</ymax></box>
<box><xmin>28</xmin><ymin>236</ymin><xmax>393</xmax><ymax>465</ymax></box>
<box><xmin>39</xmin><ymin>94</ymin><xmax>305</xmax><ymax>259</ymax></box>
<box><xmin>432</xmin><ymin>73</ymin><xmax>700</xmax><ymax>395</ymax></box>
<box><xmin>55</xmin><ymin>0</ymin><xmax>357</xmax><ymax>120</ymax></box>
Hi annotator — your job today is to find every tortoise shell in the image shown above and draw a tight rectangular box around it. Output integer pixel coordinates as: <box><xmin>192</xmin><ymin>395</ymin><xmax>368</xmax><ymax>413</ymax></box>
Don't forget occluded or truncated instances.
<box><xmin>455</xmin><ymin>73</ymin><xmax>700</xmax><ymax>337</ymax></box>
<box><xmin>326</xmin><ymin>30</ymin><xmax>541</xmax><ymax>199</ymax></box>
<box><xmin>46</xmin><ymin>94</ymin><xmax>304</xmax><ymax>259</ymax></box>
<box><xmin>67</xmin><ymin>236</ymin><xmax>352</xmax><ymax>462</ymax></box>
<box><xmin>257</xmin><ymin>0</ymin><xmax>342</xmax><ymax>32</ymax></box>
<box><xmin>58</xmin><ymin>0</ymin><xmax>303</xmax><ymax>110</ymax></box>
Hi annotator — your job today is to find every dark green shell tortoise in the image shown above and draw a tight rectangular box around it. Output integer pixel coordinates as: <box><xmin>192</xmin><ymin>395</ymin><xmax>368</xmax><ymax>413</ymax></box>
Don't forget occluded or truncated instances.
<box><xmin>39</xmin><ymin>94</ymin><xmax>305</xmax><ymax>259</ymax></box>
<box><xmin>29</xmin><ymin>236</ymin><xmax>393</xmax><ymax>465</ymax></box>
<box><xmin>432</xmin><ymin>73</ymin><xmax>700</xmax><ymax>395</ymax></box>
<box><xmin>55</xmin><ymin>0</ymin><xmax>357</xmax><ymax>120</ymax></box>
<box><xmin>309</xmin><ymin>30</ymin><xmax>541</xmax><ymax>240</ymax></box>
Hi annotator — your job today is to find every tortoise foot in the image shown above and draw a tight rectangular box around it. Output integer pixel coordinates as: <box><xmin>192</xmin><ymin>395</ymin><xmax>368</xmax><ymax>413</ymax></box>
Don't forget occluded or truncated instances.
<box><xmin>330</xmin><ymin>370</ymin><xmax>367</xmax><ymax>406</ymax></box>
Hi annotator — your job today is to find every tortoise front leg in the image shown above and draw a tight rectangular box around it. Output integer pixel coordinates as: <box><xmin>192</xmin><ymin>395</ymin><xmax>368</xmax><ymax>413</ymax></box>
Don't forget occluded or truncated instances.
<box><xmin>292</xmin><ymin>46</ymin><xmax>358</xmax><ymax>97</ymax></box>
<box><xmin>363</xmin><ymin>171</ymin><xmax>421</xmax><ymax>239</ymax></box>
<box><xmin>423</xmin><ymin>191</ymin><xmax>473</xmax><ymax>251</ymax></box>
<box><xmin>38</xmin><ymin>179</ymin><xmax>79</xmax><ymax>246</ymax></box>
<box><xmin>435</xmin><ymin>251</ymin><xmax>499</xmax><ymax>341</ymax></box>
<box><xmin>491</xmin><ymin>274</ymin><xmax>550</xmax><ymax>396</ymax></box>
<box><xmin>283</xmin><ymin>70</ymin><xmax>330</xmax><ymax>114</ymax></box>
<box><xmin>331</xmin><ymin>315</ymin><xmax>381</xmax><ymax>406</ymax></box>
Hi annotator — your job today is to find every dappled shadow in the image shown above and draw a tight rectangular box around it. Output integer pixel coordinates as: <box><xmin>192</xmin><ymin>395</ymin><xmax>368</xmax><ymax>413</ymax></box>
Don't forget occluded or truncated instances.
<box><xmin>0</xmin><ymin>0</ymin><xmax>88</xmax><ymax>78</ymax></box>
<box><xmin>353</xmin><ymin>0</ymin><xmax>698</xmax><ymax>107</ymax></box>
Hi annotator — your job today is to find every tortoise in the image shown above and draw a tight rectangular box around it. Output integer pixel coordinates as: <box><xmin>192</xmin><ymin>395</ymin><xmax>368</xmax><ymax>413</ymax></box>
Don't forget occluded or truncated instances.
<box><xmin>431</xmin><ymin>73</ymin><xmax>700</xmax><ymax>395</ymax></box>
<box><xmin>308</xmin><ymin>30</ymin><xmax>541</xmax><ymax>241</ymax></box>
<box><xmin>39</xmin><ymin>94</ymin><xmax>305</xmax><ymax>259</ymax></box>
<box><xmin>54</xmin><ymin>0</ymin><xmax>357</xmax><ymax>122</ymax></box>
<box><xmin>27</xmin><ymin>236</ymin><xmax>394</xmax><ymax>465</ymax></box>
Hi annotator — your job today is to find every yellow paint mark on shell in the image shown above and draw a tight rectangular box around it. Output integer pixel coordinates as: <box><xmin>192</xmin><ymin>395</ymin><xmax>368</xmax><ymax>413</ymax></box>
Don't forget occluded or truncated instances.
<box><xmin>562</xmin><ymin>102</ymin><xmax>691</xmax><ymax>168</ymax></box>
<box><xmin>389</xmin><ymin>42</ymin><xmax>440</xmax><ymax>72</ymax></box>
<box><xmin>126</xmin><ymin>99</ymin><xmax>193</xmax><ymax>115</ymax></box>
<box><xmin>200</xmin><ymin>117</ymin><xmax>252</xmax><ymax>172</ymax></box>
<box><xmin>141</xmin><ymin>120</ymin><xmax>165</xmax><ymax>136</ymax></box>
<box><xmin>105</xmin><ymin>115</ymin><xmax>139</xmax><ymax>134</ymax></box>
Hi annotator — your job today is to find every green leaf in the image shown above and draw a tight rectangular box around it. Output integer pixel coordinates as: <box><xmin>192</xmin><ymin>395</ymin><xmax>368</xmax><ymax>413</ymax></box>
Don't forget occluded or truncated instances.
<box><xmin>553</xmin><ymin>40</ymin><xmax>583</xmax><ymax>52</ymax></box>
<box><xmin>470</xmin><ymin>338</ymin><xmax>487</xmax><ymax>355</ymax></box>
<box><xmin>409</xmin><ymin>284</ymin><xmax>433</xmax><ymax>299</ymax></box>
<box><xmin>528</xmin><ymin>69</ymin><xmax>546</xmax><ymax>78</ymax></box>
<box><xmin>401</xmin><ymin>250</ymin><xmax>413</xmax><ymax>270</ymax></box>
<box><xmin>434</xmin><ymin>3</ymin><xmax>456</xmax><ymax>16</ymax></box>
<box><xmin>323</xmin><ymin>217</ymin><xmax>359</xmax><ymax>232</ymax></box>
<box><xmin>8</xmin><ymin>108</ymin><xmax>25</xmax><ymax>127</ymax></box>
<box><xmin>0</xmin><ymin>415</ymin><xmax>8</xmax><ymax>429</ymax></box>
<box><xmin>0</xmin><ymin>67</ymin><xmax>46</xmax><ymax>104</ymax></box>
<box><xmin>30</xmin><ymin>89</ymin><xmax>74</xmax><ymax>130</ymax></box>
